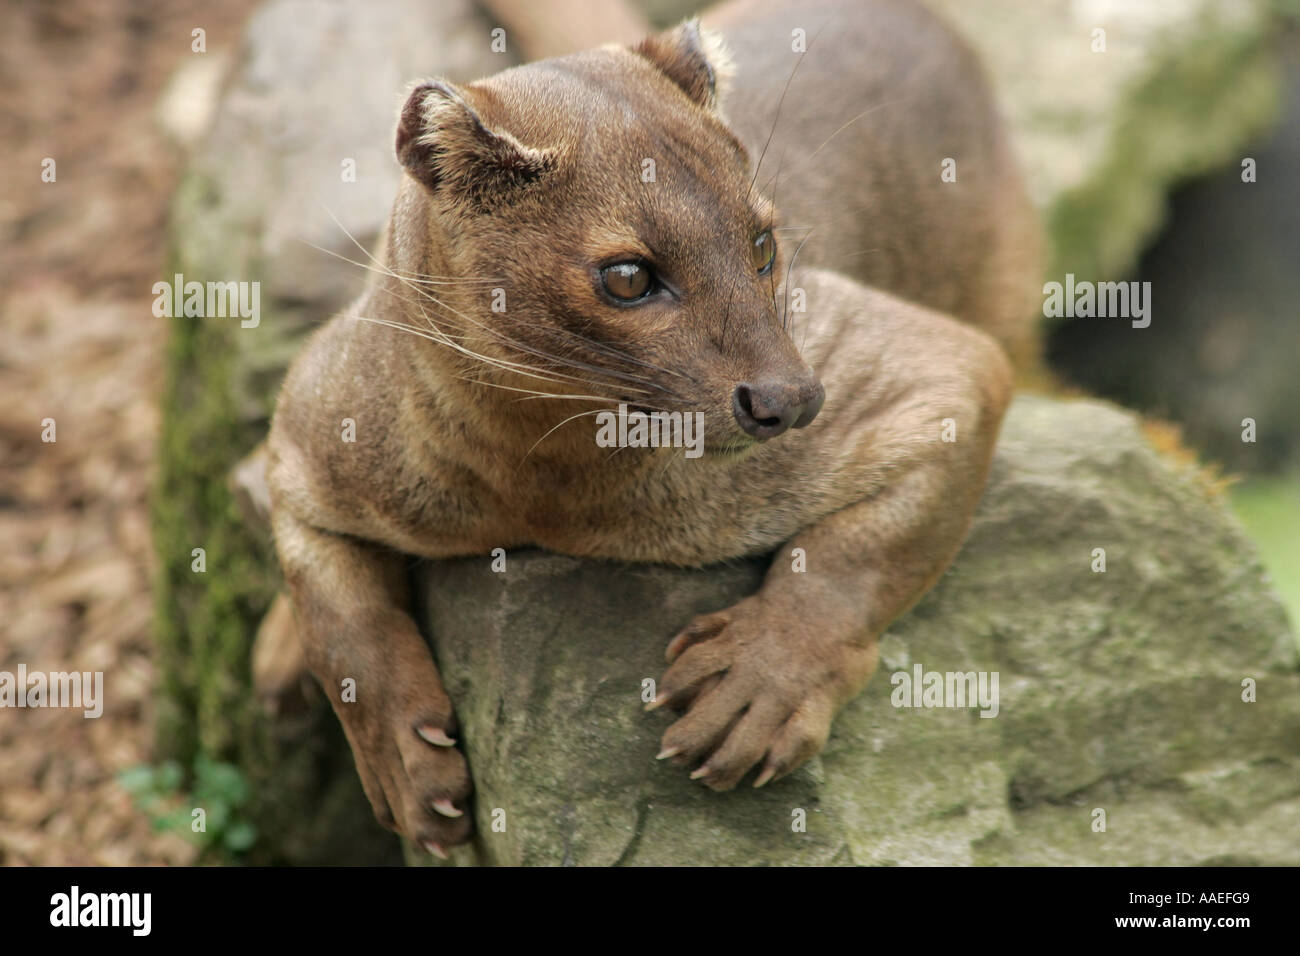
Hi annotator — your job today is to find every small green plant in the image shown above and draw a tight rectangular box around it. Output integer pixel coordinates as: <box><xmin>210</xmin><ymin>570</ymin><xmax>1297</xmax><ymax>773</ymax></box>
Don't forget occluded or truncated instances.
<box><xmin>118</xmin><ymin>754</ymin><xmax>257</xmax><ymax>857</ymax></box>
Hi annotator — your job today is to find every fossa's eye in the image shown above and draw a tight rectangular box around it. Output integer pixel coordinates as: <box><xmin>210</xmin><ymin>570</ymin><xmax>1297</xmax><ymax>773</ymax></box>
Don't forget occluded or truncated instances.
<box><xmin>601</xmin><ymin>262</ymin><xmax>654</xmax><ymax>302</ymax></box>
<box><xmin>753</xmin><ymin>230</ymin><xmax>775</xmax><ymax>275</ymax></box>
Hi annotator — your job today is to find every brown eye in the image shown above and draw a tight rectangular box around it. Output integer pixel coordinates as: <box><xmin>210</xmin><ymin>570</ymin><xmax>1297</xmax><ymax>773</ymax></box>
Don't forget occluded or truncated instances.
<box><xmin>601</xmin><ymin>262</ymin><xmax>653</xmax><ymax>302</ymax></box>
<box><xmin>752</xmin><ymin>231</ymin><xmax>775</xmax><ymax>274</ymax></box>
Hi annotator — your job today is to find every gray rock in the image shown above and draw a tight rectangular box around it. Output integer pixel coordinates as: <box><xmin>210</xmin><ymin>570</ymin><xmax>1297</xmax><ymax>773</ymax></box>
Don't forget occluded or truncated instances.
<box><xmin>168</xmin><ymin>0</ymin><xmax>515</xmax><ymax>423</ymax></box>
<box><xmin>155</xmin><ymin>0</ymin><xmax>519</xmax><ymax>864</ymax></box>
<box><xmin>1049</xmin><ymin>36</ymin><xmax>1300</xmax><ymax>474</ymax></box>
<box><xmin>411</xmin><ymin>396</ymin><xmax>1300</xmax><ymax>866</ymax></box>
<box><xmin>926</xmin><ymin>0</ymin><xmax>1285</xmax><ymax>280</ymax></box>
<box><xmin>154</xmin><ymin>0</ymin><xmax>1297</xmax><ymax>864</ymax></box>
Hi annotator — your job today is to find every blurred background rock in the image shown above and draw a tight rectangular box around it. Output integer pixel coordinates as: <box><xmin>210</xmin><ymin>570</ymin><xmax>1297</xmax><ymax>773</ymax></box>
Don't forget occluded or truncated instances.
<box><xmin>2</xmin><ymin>0</ymin><xmax>1297</xmax><ymax>865</ymax></box>
<box><xmin>1050</xmin><ymin>26</ymin><xmax>1300</xmax><ymax>624</ymax></box>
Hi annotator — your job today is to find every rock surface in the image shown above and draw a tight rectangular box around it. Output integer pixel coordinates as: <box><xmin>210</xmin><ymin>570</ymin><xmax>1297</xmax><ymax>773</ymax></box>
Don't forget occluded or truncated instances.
<box><xmin>152</xmin><ymin>0</ymin><xmax>1296</xmax><ymax>863</ymax></box>
<box><xmin>928</xmin><ymin>0</ymin><xmax>1285</xmax><ymax>281</ymax></box>
<box><xmin>154</xmin><ymin>0</ymin><xmax>524</xmax><ymax>864</ymax></box>
<box><xmin>168</xmin><ymin>0</ymin><xmax>521</xmax><ymax>427</ymax></box>
<box><xmin>1049</xmin><ymin>34</ymin><xmax>1300</xmax><ymax>474</ymax></box>
<box><xmin>411</xmin><ymin>396</ymin><xmax>1299</xmax><ymax>865</ymax></box>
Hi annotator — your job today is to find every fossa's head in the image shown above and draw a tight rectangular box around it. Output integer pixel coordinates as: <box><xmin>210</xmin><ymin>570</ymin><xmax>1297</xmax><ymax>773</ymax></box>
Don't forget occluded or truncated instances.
<box><xmin>392</xmin><ymin>21</ymin><xmax>823</xmax><ymax>450</ymax></box>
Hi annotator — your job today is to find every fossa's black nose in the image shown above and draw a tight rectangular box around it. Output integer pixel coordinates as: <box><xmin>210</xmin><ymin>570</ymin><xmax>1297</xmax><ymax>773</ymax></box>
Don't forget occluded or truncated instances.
<box><xmin>732</xmin><ymin>378</ymin><xmax>825</xmax><ymax>439</ymax></box>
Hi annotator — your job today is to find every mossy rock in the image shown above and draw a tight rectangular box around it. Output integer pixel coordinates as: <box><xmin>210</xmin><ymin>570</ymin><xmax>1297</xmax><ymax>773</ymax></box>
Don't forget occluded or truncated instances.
<box><xmin>406</xmin><ymin>397</ymin><xmax>1299</xmax><ymax>866</ymax></box>
<box><xmin>154</xmin><ymin>0</ymin><xmax>1294</xmax><ymax>863</ymax></box>
<box><xmin>927</xmin><ymin>0</ymin><xmax>1287</xmax><ymax>281</ymax></box>
<box><xmin>152</xmin><ymin>0</ymin><xmax>519</xmax><ymax>864</ymax></box>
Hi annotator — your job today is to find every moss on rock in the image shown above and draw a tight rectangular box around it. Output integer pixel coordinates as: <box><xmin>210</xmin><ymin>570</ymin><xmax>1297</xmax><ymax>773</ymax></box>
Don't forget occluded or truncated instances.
<box><xmin>408</xmin><ymin>397</ymin><xmax>1299</xmax><ymax>866</ymax></box>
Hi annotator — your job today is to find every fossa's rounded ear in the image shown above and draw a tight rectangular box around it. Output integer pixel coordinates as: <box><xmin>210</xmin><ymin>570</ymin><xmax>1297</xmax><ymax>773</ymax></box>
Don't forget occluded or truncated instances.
<box><xmin>632</xmin><ymin>18</ymin><xmax>734</xmax><ymax>112</ymax></box>
<box><xmin>395</xmin><ymin>79</ymin><xmax>556</xmax><ymax>207</ymax></box>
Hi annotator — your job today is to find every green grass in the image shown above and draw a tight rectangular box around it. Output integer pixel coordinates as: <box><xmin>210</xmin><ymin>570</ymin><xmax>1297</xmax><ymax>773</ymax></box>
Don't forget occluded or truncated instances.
<box><xmin>1230</xmin><ymin>475</ymin><xmax>1300</xmax><ymax>650</ymax></box>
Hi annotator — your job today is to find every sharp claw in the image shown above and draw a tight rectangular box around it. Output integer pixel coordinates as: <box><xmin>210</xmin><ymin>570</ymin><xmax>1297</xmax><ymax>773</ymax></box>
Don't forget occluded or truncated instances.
<box><xmin>656</xmin><ymin>745</ymin><xmax>682</xmax><ymax>760</ymax></box>
<box><xmin>418</xmin><ymin>725</ymin><xmax>457</xmax><ymax>747</ymax></box>
<box><xmin>645</xmin><ymin>695</ymin><xmax>669</xmax><ymax>712</ymax></box>
<box><xmin>432</xmin><ymin>798</ymin><xmax>462</xmax><ymax>818</ymax></box>
<box><xmin>753</xmin><ymin>765</ymin><xmax>776</xmax><ymax>788</ymax></box>
<box><xmin>422</xmin><ymin>840</ymin><xmax>449</xmax><ymax>860</ymax></box>
<box><xmin>689</xmin><ymin>764</ymin><xmax>712</xmax><ymax>780</ymax></box>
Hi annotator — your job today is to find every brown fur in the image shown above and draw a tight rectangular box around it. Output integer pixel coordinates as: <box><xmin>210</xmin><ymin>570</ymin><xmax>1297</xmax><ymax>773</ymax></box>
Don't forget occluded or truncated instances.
<box><xmin>265</xmin><ymin>0</ymin><xmax>1038</xmax><ymax>851</ymax></box>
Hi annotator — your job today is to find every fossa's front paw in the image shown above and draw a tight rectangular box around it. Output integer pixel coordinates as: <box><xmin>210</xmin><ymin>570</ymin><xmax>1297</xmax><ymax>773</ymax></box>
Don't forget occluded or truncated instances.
<box><xmin>342</xmin><ymin>695</ymin><xmax>474</xmax><ymax>856</ymax></box>
<box><xmin>648</xmin><ymin>595</ymin><xmax>874</xmax><ymax>791</ymax></box>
